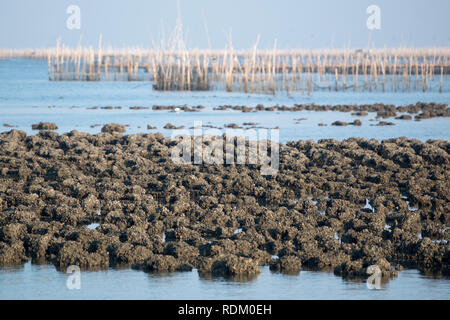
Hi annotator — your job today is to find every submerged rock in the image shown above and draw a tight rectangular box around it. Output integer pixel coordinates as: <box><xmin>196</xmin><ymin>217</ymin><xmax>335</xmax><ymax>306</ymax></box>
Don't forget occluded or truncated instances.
<box><xmin>101</xmin><ymin>123</ymin><xmax>126</xmax><ymax>133</ymax></box>
<box><xmin>351</xmin><ymin>111</ymin><xmax>369</xmax><ymax>116</ymax></box>
<box><xmin>396</xmin><ymin>114</ymin><xmax>412</xmax><ymax>120</ymax></box>
<box><xmin>331</xmin><ymin>121</ymin><xmax>348</xmax><ymax>126</ymax></box>
<box><xmin>163</xmin><ymin>123</ymin><xmax>184</xmax><ymax>129</ymax></box>
<box><xmin>269</xmin><ymin>256</ymin><xmax>302</xmax><ymax>274</ymax></box>
<box><xmin>210</xmin><ymin>255</ymin><xmax>261</xmax><ymax>276</ymax></box>
<box><xmin>31</xmin><ymin>122</ymin><xmax>58</xmax><ymax>131</ymax></box>
<box><xmin>374</xmin><ymin>121</ymin><xmax>395</xmax><ymax>126</ymax></box>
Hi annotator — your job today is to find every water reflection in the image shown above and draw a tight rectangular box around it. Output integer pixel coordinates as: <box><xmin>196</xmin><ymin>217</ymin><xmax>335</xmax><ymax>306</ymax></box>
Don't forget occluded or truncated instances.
<box><xmin>198</xmin><ymin>271</ymin><xmax>259</xmax><ymax>283</ymax></box>
<box><xmin>0</xmin><ymin>261</ymin><xmax>449</xmax><ymax>299</ymax></box>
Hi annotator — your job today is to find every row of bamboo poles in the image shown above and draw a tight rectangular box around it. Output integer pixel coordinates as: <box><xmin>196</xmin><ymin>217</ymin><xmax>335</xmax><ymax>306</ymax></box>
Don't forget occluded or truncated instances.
<box><xmin>2</xmin><ymin>45</ymin><xmax>449</xmax><ymax>93</ymax></box>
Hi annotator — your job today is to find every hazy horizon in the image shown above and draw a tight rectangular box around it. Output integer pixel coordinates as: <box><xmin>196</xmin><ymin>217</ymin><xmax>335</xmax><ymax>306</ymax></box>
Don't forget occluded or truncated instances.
<box><xmin>1</xmin><ymin>0</ymin><xmax>449</xmax><ymax>50</ymax></box>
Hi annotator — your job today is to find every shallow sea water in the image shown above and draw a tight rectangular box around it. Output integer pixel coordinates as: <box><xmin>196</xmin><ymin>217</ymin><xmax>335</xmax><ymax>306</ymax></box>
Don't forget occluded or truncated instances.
<box><xmin>0</xmin><ymin>261</ymin><xmax>449</xmax><ymax>300</ymax></box>
<box><xmin>1</xmin><ymin>59</ymin><xmax>449</xmax><ymax>142</ymax></box>
<box><xmin>0</xmin><ymin>58</ymin><xmax>449</xmax><ymax>299</ymax></box>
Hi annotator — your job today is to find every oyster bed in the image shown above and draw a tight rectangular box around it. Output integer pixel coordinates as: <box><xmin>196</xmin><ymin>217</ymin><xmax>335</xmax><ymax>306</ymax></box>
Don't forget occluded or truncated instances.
<box><xmin>0</xmin><ymin>128</ymin><xmax>448</xmax><ymax>280</ymax></box>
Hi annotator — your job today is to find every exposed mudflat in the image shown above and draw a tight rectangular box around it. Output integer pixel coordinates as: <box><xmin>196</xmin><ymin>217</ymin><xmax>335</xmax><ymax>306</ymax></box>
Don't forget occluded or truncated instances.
<box><xmin>0</xmin><ymin>128</ymin><xmax>448</xmax><ymax>280</ymax></box>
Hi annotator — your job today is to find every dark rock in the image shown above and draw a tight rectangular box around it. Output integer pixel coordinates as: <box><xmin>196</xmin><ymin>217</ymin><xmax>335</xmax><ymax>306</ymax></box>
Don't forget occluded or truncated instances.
<box><xmin>101</xmin><ymin>123</ymin><xmax>126</xmax><ymax>133</ymax></box>
<box><xmin>31</xmin><ymin>122</ymin><xmax>58</xmax><ymax>131</ymax></box>
<box><xmin>331</xmin><ymin>121</ymin><xmax>348</xmax><ymax>126</ymax></box>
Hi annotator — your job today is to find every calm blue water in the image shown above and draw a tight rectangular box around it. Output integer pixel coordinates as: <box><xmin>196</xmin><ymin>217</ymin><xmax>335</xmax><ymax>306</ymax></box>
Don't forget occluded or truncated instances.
<box><xmin>0</xmin><ymin>58</ymin><xmax>449</xmax><ymax>299</ymax></box>
<box><xmin>0</xmin><ymin>58</ymin><xmax>449</xmax><ymax>142</ymax></box>
<box><xmin>0</xmin><ymin>261</ymin><xmax>449</xmax><ymax>300</ymax></box>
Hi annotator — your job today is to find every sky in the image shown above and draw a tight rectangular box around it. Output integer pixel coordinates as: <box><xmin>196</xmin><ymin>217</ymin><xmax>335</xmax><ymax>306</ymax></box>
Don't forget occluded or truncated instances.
<box><xmin>0</xmin><ymin>0</ymin><xmax>449</xmax><ymax>49</ymax></box>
